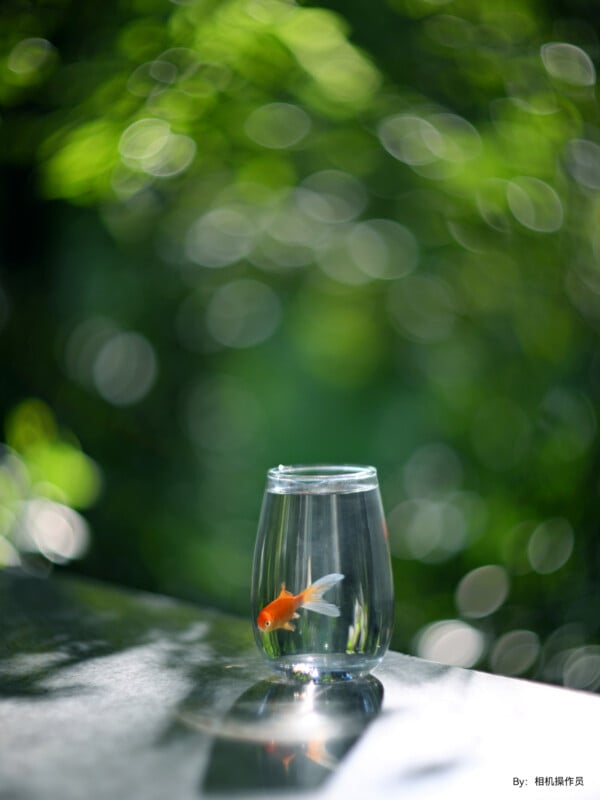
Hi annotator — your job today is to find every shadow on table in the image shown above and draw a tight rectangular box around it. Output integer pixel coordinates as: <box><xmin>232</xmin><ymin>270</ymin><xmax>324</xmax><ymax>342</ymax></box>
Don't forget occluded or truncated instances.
<box><xmin>180</xmin><ymin>674</ymin><xmax>383</xmax><ymax>794</ymax></box>
<box><xmin>0</xmin><ymin>568</ymin><xmax>257</xmax><ymax>701</ymax></box>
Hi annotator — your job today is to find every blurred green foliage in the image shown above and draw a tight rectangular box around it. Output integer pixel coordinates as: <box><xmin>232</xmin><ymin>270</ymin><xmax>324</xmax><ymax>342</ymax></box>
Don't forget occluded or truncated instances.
<box><xmin>1</xmin><ymin>0</ymin><xmax>600</xmax><ymax>690</ymax></box>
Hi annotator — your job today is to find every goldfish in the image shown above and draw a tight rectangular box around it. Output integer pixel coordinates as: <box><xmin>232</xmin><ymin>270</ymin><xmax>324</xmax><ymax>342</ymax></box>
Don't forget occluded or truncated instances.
<box><xmin>264</xmin><ymin>738</ymin><xmax>338</xmax><ymax>772</ymax></box>
<box><xmin>257</xmin><ymin>573</ymin><xmax>344</xmax><ymax>632</ymax></box>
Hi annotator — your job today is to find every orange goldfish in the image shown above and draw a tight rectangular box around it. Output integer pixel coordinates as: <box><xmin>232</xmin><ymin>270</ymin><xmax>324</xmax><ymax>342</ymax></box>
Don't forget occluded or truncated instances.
<box><xmin>257</xmin><ymin>573</ymin><xmax>344</xmax><ymax>632</ymax></box>
<box><xmin>265</xmin><ymin>738</ymin><xmax>338</xmax><ymax>772</ymax></box>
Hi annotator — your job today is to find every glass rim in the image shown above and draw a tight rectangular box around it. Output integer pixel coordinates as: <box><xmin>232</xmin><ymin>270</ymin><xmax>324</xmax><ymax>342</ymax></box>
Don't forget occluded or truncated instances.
<box><xmin>266</xmin><ymin>464</ymin><xmax>378</xmax><ymax>493</ymax></box>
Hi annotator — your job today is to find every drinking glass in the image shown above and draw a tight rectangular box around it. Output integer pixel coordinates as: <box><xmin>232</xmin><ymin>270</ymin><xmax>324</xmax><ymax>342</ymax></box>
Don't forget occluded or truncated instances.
<box><xmin>251</xmin><ymin>465</ymin><xmax>394</xmax><ymax>680</ymax></box>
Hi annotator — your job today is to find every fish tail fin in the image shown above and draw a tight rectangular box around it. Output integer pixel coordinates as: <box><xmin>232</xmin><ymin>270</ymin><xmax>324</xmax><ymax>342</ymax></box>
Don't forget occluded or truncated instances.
<box><xmin>301</xmin><ymin>573</ymin><xmax>344</xmax><ymax>618</ymax></box>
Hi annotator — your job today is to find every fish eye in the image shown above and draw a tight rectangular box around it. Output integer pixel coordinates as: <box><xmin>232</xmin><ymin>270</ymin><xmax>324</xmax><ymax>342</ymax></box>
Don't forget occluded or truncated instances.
<box><xmin>264</xmin><ymin>620</ymin><xmax>271</xmax><ymax>628</ymax></box>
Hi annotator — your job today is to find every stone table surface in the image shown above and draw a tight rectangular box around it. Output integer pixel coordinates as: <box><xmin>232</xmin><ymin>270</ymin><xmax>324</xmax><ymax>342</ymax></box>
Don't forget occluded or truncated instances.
<box><xmin>1</xmin><ymin>569</ymin><xmax>598</xmax><ymax>800</ymax></box>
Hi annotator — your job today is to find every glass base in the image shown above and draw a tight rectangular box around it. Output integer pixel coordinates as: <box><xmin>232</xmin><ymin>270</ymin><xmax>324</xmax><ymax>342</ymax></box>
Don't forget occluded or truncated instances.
<box><xmin>267</xmin><ymin>653</ymin><xmax>383</xmax><ymax>682</ymax></box>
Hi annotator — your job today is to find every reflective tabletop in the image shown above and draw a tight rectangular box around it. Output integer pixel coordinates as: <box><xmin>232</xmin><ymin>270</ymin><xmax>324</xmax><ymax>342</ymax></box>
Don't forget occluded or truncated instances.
<box><xmin>1</xmin><ymin>569</ymin><xmax>598</xmax><ymax>799</ymax></box>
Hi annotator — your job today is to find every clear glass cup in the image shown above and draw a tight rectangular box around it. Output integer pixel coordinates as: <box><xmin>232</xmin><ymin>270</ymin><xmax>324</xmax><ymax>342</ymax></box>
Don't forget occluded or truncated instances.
<box><xmin>251</xmin><ymin>464</ymin><xmax>394</xmax><ymax>680</ymax></box>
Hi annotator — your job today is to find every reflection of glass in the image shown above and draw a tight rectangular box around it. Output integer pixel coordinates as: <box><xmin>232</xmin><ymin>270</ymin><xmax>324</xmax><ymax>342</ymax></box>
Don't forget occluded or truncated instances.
<box><xmin>251</xmin><ymin>465</ymin><xmax>394</xmax><ymax>680</ymax></box>
<box><xmin>198</xmin><ymin>675</ymin><xmax>383</xmax><ymax>793</ymax></box>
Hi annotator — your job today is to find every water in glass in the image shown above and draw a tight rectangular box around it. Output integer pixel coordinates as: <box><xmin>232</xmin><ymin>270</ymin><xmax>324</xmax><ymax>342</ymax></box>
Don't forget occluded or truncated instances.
<box><xmin>251</xmin><ymin>465</ymin><xmax>394</xmax><ymax>680</ymax></box>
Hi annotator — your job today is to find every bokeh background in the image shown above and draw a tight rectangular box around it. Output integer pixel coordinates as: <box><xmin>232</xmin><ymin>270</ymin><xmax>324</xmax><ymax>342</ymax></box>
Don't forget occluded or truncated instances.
<box><xmin>1</xmin><ymin>0</ymin><xmax>600</xmax><ymax>691</ymax></box>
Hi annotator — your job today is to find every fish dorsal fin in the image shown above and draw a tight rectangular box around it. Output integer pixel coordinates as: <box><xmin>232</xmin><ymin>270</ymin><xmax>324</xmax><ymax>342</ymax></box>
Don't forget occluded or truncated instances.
<box><xmin>278</xmin><ymin>583</ymin><xmax>293</xmax><ymax>598</ymax></box>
